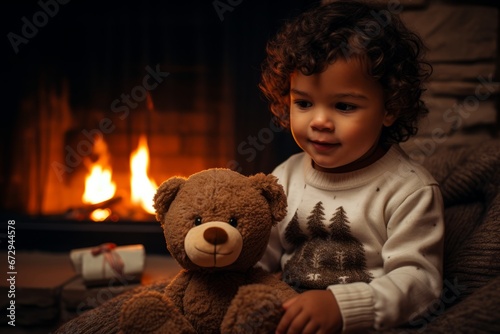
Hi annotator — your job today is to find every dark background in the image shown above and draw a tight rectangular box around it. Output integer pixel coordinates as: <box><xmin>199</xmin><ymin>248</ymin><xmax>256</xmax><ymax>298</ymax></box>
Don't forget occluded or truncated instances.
<box><xmin>3</xmin><ymin>0</ymin><xmax>498</xmax><ymax>216</ymax></box>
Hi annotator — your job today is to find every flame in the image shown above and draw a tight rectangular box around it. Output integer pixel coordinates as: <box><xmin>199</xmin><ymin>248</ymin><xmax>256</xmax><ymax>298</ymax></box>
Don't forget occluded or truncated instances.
<box><xmin>82</xmin><ymin>165</ymin><xmax>116</xmax><ymax>204</ymax></box>
<box><xmin>82</xmin><ymin>137</ymin><xmax>116</xmax><ymax>205</ymax></box>
<box><xmin>130</xmin><ymin>135</ymin><xmax>157</xmax><ymax>214</ymax></box>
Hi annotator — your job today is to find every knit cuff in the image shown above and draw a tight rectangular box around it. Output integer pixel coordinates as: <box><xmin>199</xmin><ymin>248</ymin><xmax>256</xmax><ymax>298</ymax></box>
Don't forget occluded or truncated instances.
<box><xmin>328</xmin><ymin>282</ymin><xmax>374</xmax><ymax>333</ymax></box>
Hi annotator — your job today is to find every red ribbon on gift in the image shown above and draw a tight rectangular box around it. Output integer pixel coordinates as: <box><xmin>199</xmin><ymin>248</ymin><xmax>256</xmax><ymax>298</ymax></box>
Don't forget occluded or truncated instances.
<box><xmin>91</xmin><ymin>243</ymin><xmax>125</xmax><ymax>278</ymax></box>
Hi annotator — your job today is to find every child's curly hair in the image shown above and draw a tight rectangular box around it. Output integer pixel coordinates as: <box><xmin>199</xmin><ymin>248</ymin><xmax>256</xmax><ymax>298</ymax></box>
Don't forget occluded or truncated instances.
<box><xmin>259</xmin><ymin>0</ymin><xmax>432</xmax><ymax>144</ymax></box>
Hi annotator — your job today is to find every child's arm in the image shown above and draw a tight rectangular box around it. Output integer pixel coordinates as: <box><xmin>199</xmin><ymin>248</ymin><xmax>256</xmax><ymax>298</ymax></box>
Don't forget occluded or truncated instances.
<box><xmin>330</xmin><ymin>185</ymin><xmax>444</xmax><ymax>332</ymax></box>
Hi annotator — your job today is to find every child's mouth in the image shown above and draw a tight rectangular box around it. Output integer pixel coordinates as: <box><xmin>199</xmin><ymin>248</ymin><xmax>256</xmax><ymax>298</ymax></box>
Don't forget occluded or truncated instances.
<box><xmin>310</xmin><ymin>140</ymin><xmax>340</xmax><ymax>151</ymax></box>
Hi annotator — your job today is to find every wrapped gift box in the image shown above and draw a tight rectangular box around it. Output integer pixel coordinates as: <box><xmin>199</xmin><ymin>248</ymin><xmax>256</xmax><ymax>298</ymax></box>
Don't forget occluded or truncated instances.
<box><xmin>70</xmin><ymin>243</ymin><xmax>145</xmax><ymax>286</ymax></box>
<box><xmin>60</xmin><ymin>254</ymin><xmax>182</xmax><ymax>323</ymax></box>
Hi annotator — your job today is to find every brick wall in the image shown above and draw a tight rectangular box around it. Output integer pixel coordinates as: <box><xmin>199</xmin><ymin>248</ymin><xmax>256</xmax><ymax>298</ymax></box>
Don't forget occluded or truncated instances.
<box><xmin>12</xmin><ymin>73</ymin><xmax>234</xmax><ymax>217</ymax></box>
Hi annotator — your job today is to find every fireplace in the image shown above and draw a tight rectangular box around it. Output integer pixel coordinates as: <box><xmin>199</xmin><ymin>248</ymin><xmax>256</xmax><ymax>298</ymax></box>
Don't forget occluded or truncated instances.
<box><xmin>12</xmin><ymin>78</ymin><xmax>234</xmax><ymax>222</ymax></box>
<box><xmin>4</xmin><ymin>63</ymin><xmax>235</xmax><ymax>253</ymax></box>
<box><xmin>3</xmin><ymin>0</ymin><xmax>307</xmax><ymax>254</ymax></box>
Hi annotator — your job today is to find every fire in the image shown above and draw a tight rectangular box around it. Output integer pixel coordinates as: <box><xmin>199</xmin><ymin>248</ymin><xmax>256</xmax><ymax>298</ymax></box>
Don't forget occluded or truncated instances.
<box><xmin>82</xmin><ymin>137</ymin><xmax>117</xmax><ymax>205</ymax></box>
<box><xmin>80</xmin><ymin>134</ymin><xmax>157</xmax><ymax>220</ymax></box>
<box><xmin>82</xmin><ymin>165</ymin><xmax>117</xmax><ymax>204</ymax></box>
<box><xmin>130</xmin><ymin>135</ymin><xmax>157</xmax><ymax>214</ymax></box>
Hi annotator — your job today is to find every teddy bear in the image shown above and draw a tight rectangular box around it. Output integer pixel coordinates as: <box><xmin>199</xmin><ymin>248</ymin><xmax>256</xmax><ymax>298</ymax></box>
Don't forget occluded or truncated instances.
<box><xmin>119</xmin><ymin>168</ymin><xmax>298</xmax><ymax>334</ymax></box>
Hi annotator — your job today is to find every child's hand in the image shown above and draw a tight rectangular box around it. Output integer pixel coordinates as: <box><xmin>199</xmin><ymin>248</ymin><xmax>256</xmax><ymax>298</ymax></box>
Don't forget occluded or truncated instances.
<box><xmin>276</xmin><ymin>290</ymin><xmax>342</xmax><ymax>334</ymax></box>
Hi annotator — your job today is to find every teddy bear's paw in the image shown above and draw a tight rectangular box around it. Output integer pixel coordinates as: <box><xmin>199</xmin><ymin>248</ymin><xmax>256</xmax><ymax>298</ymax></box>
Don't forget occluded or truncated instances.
<box><xmin>221</xmin><ymin>284</ymin><xmax>284</xmax><ymax>334</ymax></box>
<box><xmin>119</xmin><ymin>291</ymin><xmax>195</xmax><ymax>334</ymax></box>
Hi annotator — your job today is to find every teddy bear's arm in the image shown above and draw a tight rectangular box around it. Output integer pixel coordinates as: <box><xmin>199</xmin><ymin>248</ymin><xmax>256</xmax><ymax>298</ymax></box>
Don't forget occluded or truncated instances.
<box><xmin>119</xmin><ymin>272</ymin><xmax>197</xmax><ymax>334</ymax></box>
<box><xmin>55</xmin><ymin>278</ymin><xmax>176</xmax><ymax>334</ymax></box>
<box><xmin>222</xmin><ymin>269</ymin><xmax>297</xmax><ymax>334</ymax></box>
<box><xmin>249</xmin><ymin>267</ymin><xmax>297</xmax><ymax>301</ymax></box>
<box><xmin>165</xmin><ymin>270</ymin><xmax>192</xmax><ymax>311</ymax></box>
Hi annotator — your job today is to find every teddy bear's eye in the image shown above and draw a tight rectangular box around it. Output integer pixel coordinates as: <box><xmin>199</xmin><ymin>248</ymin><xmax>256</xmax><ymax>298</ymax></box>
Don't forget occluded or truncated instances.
<box><xmin>228</xmin><ymin>217</ymin><xmax>238</xmax><ymax>227</ymax></box>
<box><xmin>194</xmin><ymin>216</ymin><xmax>202</xmax><ymax>226</ymax></box>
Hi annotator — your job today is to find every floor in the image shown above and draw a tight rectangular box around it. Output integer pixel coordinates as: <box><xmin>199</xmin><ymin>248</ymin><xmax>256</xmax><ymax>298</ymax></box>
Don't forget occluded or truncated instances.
<box><xmin>0</xmin><ymin>250</ymin><xmax>181</xmax><ymax>333</ymax></box>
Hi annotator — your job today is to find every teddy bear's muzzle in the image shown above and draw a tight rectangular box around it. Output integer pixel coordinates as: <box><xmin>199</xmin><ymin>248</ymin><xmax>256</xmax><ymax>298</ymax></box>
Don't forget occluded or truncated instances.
<box><xmin>184</xmin><ymin>221</ymin><xmax>243</xmax><ymax>268</ymax></box>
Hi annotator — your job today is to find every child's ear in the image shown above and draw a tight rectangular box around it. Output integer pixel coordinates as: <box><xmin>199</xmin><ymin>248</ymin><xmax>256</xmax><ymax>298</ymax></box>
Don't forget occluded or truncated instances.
<box><xmin>383</xmin><ymin>111</ymin><xmax>397</xmax><ymax>127</ymax></box>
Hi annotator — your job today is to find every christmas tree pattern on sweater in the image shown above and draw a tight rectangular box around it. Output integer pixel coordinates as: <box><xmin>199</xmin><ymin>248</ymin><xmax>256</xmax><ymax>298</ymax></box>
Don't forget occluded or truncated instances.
<box><xmin>283</xmin><ymin>203</ymin><xmax>373</xmax><ymax>291</ymax></box>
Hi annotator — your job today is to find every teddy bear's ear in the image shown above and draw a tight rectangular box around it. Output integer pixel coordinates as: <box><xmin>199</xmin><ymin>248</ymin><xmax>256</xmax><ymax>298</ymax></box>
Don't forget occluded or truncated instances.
<box><xmin>153</xmin><ymin>177</ymin><xmax>186</xmax><ymax>223</ymax></box>
<box><xmin>249</xmin><ymin>173</ymin><xmax>287</xmax><ymax>225</ymax></box>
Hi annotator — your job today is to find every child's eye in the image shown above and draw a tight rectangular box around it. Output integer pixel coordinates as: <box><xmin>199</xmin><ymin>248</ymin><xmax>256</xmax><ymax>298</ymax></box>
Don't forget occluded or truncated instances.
<box><xmin>293</xmin><ymin>100</ymin><xmax>312</xmax><ymax>109</ymax></box>
<box><xmin>335</xmin><ymin>102</ymin><xmax>356</xmax><ymax>112</ymax></box>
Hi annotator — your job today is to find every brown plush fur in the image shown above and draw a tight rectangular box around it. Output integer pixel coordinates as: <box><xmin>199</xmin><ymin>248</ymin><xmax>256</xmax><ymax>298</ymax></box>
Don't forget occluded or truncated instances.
<box><xmin>118</xmin><ymin>168</ymin><xmax>297</xmax><ymax>333</ymax></box>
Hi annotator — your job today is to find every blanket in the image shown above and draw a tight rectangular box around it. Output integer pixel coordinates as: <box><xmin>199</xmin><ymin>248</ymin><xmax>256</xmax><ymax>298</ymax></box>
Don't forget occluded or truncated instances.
<box><xmin>381</xmin><ymin>140</ymin><xmax>500</xmax><ymax>333</ymax></box>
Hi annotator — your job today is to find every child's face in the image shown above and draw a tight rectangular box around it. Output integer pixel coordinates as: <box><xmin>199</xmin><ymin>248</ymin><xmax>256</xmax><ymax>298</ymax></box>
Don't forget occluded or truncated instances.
<box><xmin>289</xmin><ymin>57</ymin><xmax>395</xmax><ymax>173</ymax></box>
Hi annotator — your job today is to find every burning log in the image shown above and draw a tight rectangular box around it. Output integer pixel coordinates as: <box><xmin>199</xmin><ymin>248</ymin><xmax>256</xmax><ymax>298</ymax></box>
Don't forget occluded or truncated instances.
<box><xmin>65</xmin><ymin>196</ymin><xmax>123</xmax><ymax>221</ymax></box>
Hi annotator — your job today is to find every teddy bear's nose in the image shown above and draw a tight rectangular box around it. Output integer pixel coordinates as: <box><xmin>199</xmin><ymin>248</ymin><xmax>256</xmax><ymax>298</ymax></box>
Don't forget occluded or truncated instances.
<box><xmin>203</xmin><ymin>227</ymin><xmax>228</xmax><ymax>245</ymax></box>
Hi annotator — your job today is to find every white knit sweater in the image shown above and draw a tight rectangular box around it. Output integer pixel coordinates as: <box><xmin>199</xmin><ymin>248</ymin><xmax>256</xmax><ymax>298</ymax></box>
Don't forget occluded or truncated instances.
<box><xmin>258</xmin><ymin>145</ymin><xmax>444</xmax><ymax>332</ymax></box>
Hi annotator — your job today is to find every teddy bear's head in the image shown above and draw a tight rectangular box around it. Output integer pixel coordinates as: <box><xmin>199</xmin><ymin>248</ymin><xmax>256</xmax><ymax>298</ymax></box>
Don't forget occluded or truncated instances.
<box><xmin>153</xmin><ymin>168</ymin><xmax>287</xmax><ymax>272</ymax></box>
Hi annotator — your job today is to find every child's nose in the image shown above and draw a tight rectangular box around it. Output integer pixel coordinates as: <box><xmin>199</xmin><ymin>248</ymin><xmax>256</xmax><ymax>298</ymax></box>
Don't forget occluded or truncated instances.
<box><xmin>310</xmin><ymin>110</ymin><xmax>334</xmax><ymax>131</ymax></box>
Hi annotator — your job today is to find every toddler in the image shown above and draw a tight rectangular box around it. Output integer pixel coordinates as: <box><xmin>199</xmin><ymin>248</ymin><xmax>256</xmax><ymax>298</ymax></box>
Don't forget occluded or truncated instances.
<box><xmin>257</xmin><ymin>1</ymin><xmax>444</xmax><ymax>333</ymax></box>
